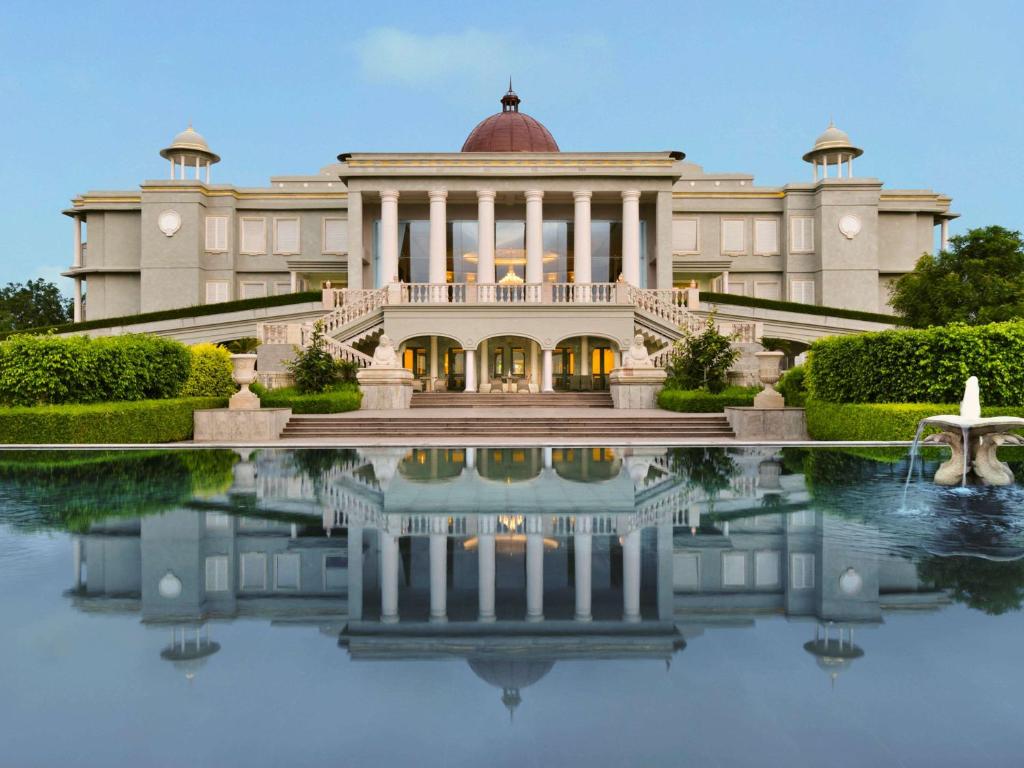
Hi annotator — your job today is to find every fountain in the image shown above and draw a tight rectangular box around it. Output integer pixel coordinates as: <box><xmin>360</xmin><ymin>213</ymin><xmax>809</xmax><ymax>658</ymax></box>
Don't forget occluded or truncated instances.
<box><xmin>910</xmin><ymin>377</ymin><xmax>1024</xmax><ymax>486</ymax></box>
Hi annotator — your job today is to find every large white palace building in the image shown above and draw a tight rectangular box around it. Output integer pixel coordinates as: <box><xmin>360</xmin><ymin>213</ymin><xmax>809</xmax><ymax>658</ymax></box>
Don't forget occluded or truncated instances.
<box><xmin>64</xmin><ymin>87</ymin><xmax>955</xmax><ymax>390</ymax></box>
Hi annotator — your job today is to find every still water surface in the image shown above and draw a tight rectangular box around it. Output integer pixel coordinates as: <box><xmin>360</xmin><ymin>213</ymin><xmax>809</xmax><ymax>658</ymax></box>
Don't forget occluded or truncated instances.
<box><xmin>2</xmin><ymin>446</ymin><xmax>1023</xmax><ymax>767</ymax></box>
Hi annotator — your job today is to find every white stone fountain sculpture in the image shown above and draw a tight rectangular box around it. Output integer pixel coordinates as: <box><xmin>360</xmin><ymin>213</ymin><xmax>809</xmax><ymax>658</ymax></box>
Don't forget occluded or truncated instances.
<box><xmin>916</xmin><ymin>377</ymin><xmax>1024</xmax><ymax>486</ymax></box>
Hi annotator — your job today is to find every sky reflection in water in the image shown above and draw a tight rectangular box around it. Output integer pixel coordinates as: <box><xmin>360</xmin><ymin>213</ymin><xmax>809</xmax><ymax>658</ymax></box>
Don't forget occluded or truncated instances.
<box><xmin>1</xmin><ymin>446</ymin><xmax>1023</xmax><ymax>767</ymax></box>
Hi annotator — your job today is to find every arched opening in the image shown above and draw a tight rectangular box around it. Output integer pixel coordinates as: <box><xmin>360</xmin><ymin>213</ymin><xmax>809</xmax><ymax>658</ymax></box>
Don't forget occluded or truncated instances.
<box><xmin>477</xmin><ymin>334</ymin><xmax>543</xmax><ymax>393</ymax></box>
<box><xmin>397</xmin><ymin>334</ymin><xmax>466</xmax><ymax>392</ymax></box>
<box><xmin>550</xmin><ymin>335</ymin><xmax>621</xmax><ymax>391</ymax></box>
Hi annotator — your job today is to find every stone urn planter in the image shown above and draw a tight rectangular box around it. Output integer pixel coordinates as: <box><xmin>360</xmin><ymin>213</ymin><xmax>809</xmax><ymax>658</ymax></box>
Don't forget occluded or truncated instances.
<box><xmin>229</xmin><ymin>353</ymin><xmax>260</xmax><ymax>410</ymax></box>
<box><xmin>753</xmin><ymin>350</ymin><xmax>785</xmax><ymax>409</ymax></box>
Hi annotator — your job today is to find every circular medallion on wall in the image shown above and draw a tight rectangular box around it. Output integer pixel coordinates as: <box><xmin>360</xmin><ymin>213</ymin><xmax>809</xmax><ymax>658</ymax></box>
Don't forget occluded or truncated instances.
<box><xmin>158</xmin><ymin>209</ymin><xmax>182</xmax><ymax>237</ymax></box>
<box><xmin>158</xmin><ymin>571</ymin><xmax>182</xmax><ymax>599</ymax></box>
<box><xmin>838</xmin><ymin>214</ymin><xmax>862</xmax><ymax>240</ymax></box>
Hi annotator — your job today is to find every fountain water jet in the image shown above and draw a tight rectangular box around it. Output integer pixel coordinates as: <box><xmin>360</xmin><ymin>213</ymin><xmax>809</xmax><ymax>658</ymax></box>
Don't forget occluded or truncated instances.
<box><xmin>912</xmin><ymin>377</ymin><xmax>1024</xmax><ymax>487</ymax></box>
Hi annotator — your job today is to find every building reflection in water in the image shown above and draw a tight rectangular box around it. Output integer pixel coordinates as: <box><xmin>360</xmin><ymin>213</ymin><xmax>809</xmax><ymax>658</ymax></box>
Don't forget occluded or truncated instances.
<box><xmin>67</xmin><ymin>446</ymin><xmax>951</xmax><ymax>714</ymax></box>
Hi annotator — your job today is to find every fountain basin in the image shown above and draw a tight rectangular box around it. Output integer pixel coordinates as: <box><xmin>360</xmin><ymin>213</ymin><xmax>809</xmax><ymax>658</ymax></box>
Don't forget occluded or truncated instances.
<box><xmin>920</xmin><ymin>415</ymin><xmax>1024</xmax><ymax>487</ymax></box>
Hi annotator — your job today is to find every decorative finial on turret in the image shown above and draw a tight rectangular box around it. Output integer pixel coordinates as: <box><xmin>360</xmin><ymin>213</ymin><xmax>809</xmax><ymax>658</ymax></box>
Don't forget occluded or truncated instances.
<box><xmin>501</xmin><ymin>81</ymin><xmax>520</xmax><ymax>113</ymax></box>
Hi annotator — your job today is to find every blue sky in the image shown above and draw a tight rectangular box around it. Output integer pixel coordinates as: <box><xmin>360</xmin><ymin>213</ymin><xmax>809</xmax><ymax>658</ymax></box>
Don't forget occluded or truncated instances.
<box><xmin>1</xmin><ymin>0</ymin><xmax>1022</xmax><ymax>292</ymax></box>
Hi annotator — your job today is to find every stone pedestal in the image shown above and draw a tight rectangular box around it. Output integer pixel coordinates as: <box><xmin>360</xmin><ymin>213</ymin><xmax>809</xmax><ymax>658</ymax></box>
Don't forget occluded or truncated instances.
<box><xmin>356</xmin><ymin>367</ymin><xmax>414</xmax><ymax>410</ymax></box>
<box><xmin>193</xmin><ymin>408</ymin><xmax>292</xmax><ymax>442</ymax></box>
<box><xmin>724</xmin><ymin>407</ymin><xmax>808</xmax><ymax>441</ymax></box>
<box><xmin>609</xmin><ymin>367</ymin><xmax>667</xmax><ymax>409</ymax></box>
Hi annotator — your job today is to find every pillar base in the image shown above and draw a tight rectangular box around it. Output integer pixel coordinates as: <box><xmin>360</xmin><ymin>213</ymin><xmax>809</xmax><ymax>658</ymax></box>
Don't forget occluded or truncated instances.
<box><xmin>609</xmin><ymin>368</ymin><xmax>667</xmax><ymax>409</ymax></box>
<box><xmin>525</xmin><ymin>614</ymin><xmax>544</xmax><ymax>623</ymax></box>
<box><xmin>723</xmin><ymin>407</ymin><xmax>808</xmax><ymax>441</ymax></box>
<box><xmin>478</xmin><ymin>614</ymin><xmax>497</xmax><ymax>624</ymax></box>
<box><xmin>356</xmin><ymin>367</ymin><xmax>414</xmax><ymax>410</ymax></box>
<box><xmin>574</xmin><ymin>614</ymin><xmax>593</xmax><ymax>623</ymax></box>
<box><xmin>380</xmin><ymin>615</ymin><xmax>399</xmax><ymax>625</ymax></box>
<box><xmin>193</xmin><ymin>408</ymin><xmax>291</xmax><ymax>442</ymax></box>
<box><xmin>429</xmin><ymin>614</ymin><xmax>448</xmax><ymax>624</ymax></box>
<box><xmin>623</xmin><ymin>614</ymin><xmax>642</xmax><ymax>624</ymax></box>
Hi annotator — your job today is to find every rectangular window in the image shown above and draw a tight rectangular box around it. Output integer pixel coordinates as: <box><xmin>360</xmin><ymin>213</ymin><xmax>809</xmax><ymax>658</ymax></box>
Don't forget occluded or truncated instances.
<box><xmin>274</xmin><ymin>553</ymin><xmax>301</xmax><ymax>590</ymax></box>
<box><xmin>790</xmin><ymin>216</ymin><xmax>814</xmax><ymax>253</ymax></box>
<box><xmin>205</xmin><ymin>280</ymin><xmax>230</xmax><ymax>304</ymax></box>
<box><xmin>790</xmin><ymin>279</ymin><xmax>815</xmax><ymax>304</ymax></box>
<box><xmin>240</xmin><ymin>282</ymin><xmax>267</xmax><ymax>300</ymax></box>
<box><xmin>205</xmin><ymin>216</ymin><xmax>228</xmax><ymax>252</ymax></box>
<box><xmin>240</xmin><ymin>218</ymin><xmax>267</xmax><ymax>254</ymax></box>
<box><xmin>672</xmin><ymin>218</ymin><xmax>699</xmax><ymax>253</ymax></box>
<box><xmin>790</xmin><ymin>509</ymin><xmax>816</xmax><ymax>529</ymax></box>
<box><xmin>791</xmin><ymin>553</ymin><xmax>815</xmax><ymax>589</ymax></box>
<box><xmin>205</xmin><ymin>555</ymin><xmax>229</xmax><ymax>592</ymax></box>
<box><xmin>206</xmin><ymin>512</ymin><xmax>231</xmax><ymax>529</ymax></box>
<box><xmin>323</xmin><ymin>218</ymin><xmax>347</xmax><ymax>254</ymax></box>
<box><xmin>274</xmin><ymin>218</ymin><xmax>300</xmax><ymax>255</ymax></box>
<box><xmin>754</xmin><ymin>219</ymin><xmax>779</xmax><ymax>255</ymax></box>
<box><xmin>721</xmin><ymin>219</ymin><xmax>745</xmax><ymax>254</ymax></box>
<box><xmin>722</xmin><ymin>552</ymin><xmax>747</xmax><ymax>587</ymax></box>
<box><xmin>274</xmin><ymin>281</ymin><xmax>292</xmax><ymax>296</ymax></box>
<box><xmin>755</xmin><ymin>551</ymin><xmax>780</xmax><ymax>587</ymax></box>
<box><xmin>239</xmin><ymin>552</ymin><xmax>267</xmax><ymax>591</ymax></box>
<box><xmin>673</xmin><ymin>553</ymin><xmax>700</xmax><ymax>590</ymax></box>
<box><xmin>727</xmin><ymin>281</ymin><xmax>746</xmax><ymax>296</ymax></box>
<box><xmin>754</xmin><ymin>281</ymin><xmax>781</xmax><ymax>300</ymax></box>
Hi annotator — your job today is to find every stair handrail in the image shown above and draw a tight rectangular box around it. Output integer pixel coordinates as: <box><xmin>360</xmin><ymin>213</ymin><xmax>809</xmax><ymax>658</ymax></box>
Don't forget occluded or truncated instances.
<box><xmin>627</xmin><ymin>287</ymin><xmax>704</xmax><ymax>335</ymax></box>
<box><xmin>318</xmin><ymin>288</ymin><xmax>388</xmax><ymax>338</ymax></box>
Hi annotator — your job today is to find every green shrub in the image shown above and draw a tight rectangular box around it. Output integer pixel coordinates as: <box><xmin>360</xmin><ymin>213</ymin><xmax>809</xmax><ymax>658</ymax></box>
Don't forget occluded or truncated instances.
<box><xmin>804</xmin><ymin>400</ymin><xmax>1024</xmax><ymax>441</ymax></box>
<box><xmin>0</xmin><ymin>397</ymin><xmax>226</xmax><ymax>444</ymax></box>
<box><xmin>807</xmin><ymin>321</ymin><xmax>1024</xmax><ymax>406</ymax></box>
<box><xmin>658</xmin><ymin>386</ymin><xmax>757</xmax><ymax>412</ymax></box>
<box><xmin>287</xmin><ymin>321</ymin><xmax>343</xmax><ymax>394</ymax></box>
<box><xmin>257</xmin><ymin>383</ymin><xmax>361</xmax><ymax>414</ymax></box>
<box><xmin>701</xmin><ymin>291</ymin><xmax>899</xmax><ymax>325</ymax></box>
<box><xmin>0</xmin><ymin>333</ymin><xmax>190</xmax><ymax>406</ymax></box>
<box><xmin>777</xmin><ymin>365</ymin><xmax>807</xmax><ymax>407</ymax></box>
<box><xmin>181</xmin><ymin>343</ymin><xmax>236</xmax><ymax>397</ymax></box>
<box><xmin>664</xmin><ymin>315</ymin><xmax>740</xmax><ymax>393</ymax></box>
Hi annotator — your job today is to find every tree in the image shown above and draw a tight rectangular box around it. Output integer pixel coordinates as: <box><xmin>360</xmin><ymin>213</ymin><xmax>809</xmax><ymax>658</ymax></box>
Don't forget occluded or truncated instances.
<box><xmin>890</xmin><ymin>225</ymin><xmax>1024</xmax><ymax>327</ymax></box>
<box><xmin>286</xmin><ymin>321</ymin><xmax>341</xmax><ymax>393</ymax></box>
<box><xmin>664</xmin><ymin>315</ymin><xmax>739</xmax><ymax>393</ymax></box>
<box><xmin>0</xmin><ymin>279</ymin><xmax>72</xmax><ymax>332</ymax></box>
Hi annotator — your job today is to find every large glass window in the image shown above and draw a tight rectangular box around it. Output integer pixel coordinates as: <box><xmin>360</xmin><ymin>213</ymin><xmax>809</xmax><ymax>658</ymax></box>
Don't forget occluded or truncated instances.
<box><xmin>449</xmin><ymin>222</ymin><xmax>478</xmax><ymax>283</ymax></box>
<box><xmin>590</xmin><ymin>222</ymin><xmax>624</xmax><ymax>283</ymax></box>
<box><xmin>495</xmin><ymin>220</ymin><xmax>526</xmax><ymax>283</ymax></box>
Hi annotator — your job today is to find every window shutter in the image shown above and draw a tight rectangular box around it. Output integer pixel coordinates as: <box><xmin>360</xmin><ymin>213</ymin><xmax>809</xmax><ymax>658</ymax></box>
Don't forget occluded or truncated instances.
<box><xmin>754</xmin><ymin>281</ymin><xmax>781</xmax><ymax>300</ymax></box>
<box><xmin>672</xmin><ymin>219</ymin><xmax>698</xmax><ymax>252</ymax></box>
<box><xmin>275</xmin><ymin>218</ymin><xmax>300</xmax><ymax>254</ymax></box>
<box><xmin>205</xmin><ymin>281</ymin><xmax>229</xmax><ymax>303</ymax></box>
<box><xmin>323</xmin><ymin>218</ymin><xmax>347</xmax><ymax>253</ymax></box>
<box><xmin>791</xmin><ymin>553</ymin><xmax>815</xmax><ymax>589</ymax></box>
<box><xmin>205</xmin><ymin>556</ymin><xmax>229</xmax><ymax>591</ymax></box>
<box><xmin>791</xmin><ymin>279</ymin><xmax>815</xmax><ymax>304</ymax></box>
<box><xmin>241</xmin><ymin>219</ymin><xmax>266</xmax><ymax>254</ymax></box>
<box><xmin>754</xmin><ymin>219</ymin><xmax>779</xmax><ymax>254</ymax></box>
<box><xmin>755</xmin><ymin>551</ymin><xmax>780</xmax><ymax>587</ymax></box>
<box><xmin>790</xmin><ymin>217</ymin><xmax>814</xmax><ymax>253</ymax></box>
<box><xmin>721</xmin><ymin>219</ymin><xmax>745</xmax><ymax>253</ymax></box>
<box><xmin>205</xmin><ymin>216</ymin><xmax>228</xmax><ymax>251</ymax></box>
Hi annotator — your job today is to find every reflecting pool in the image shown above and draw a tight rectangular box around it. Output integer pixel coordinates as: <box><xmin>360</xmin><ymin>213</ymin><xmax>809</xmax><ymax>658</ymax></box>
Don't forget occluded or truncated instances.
<box><xmin>2</xmin><ymin>446</ymin><xmax>1024</xmax><ymax>766</ymax></box>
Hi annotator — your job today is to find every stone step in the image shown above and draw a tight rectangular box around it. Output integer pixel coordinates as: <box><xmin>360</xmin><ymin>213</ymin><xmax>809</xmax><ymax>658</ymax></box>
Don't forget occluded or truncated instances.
<box><xmin>410</xmin><ymin>392</ymin><xmax>614</xmax><ymax>408</ymax></box>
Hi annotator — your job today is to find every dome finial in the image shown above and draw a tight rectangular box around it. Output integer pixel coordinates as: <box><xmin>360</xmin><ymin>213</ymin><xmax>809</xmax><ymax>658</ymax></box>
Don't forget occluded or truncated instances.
<box><xmin>500</xmin><ymin>81</ymin><xmax>520</xmax><ymax>113</ymax></box>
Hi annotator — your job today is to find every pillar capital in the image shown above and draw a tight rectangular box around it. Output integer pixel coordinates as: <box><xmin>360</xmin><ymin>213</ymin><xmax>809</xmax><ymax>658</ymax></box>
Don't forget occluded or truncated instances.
<box><xmin>477</xmin><ymin>189</ymin><xmax>496</xmax><ymax>202</ymax></box>
<box><xmin>573</xmin><ymin>190</ymin><xmax>593</xmax><ymax>202</ymax></box>
<box><xmin>621</xmin><ymin>189</ymin><xmax>641</xmax><ymax>202</ymax></box>
<box><xmin>524</xmin><ymin>189</ymin><xmax>544</xmax><ymax>202</ymax></box>
<box><xmin>380</xmin><ymin>189</ymin><xmax>400</xmax><ymax>203</ymax></box>
<box><xmin>428</xmin><ymin>188</ymin><xmax>448</xmax><ymax>202</ymax></box>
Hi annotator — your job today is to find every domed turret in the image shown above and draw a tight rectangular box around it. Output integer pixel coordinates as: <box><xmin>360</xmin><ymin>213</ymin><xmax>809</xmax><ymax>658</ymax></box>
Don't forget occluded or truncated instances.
<box><xmin>160</xmin><ymin>124</ymin><xmax>220</xmax><ymax>182</ymax></box>
<box><xmin>803</xmin><ymin>120</ymin><xmax>862</xmax><ymax>180</ymax></box>
<box><xmin>462</xmin><ymin>83</ymin><xmax>559</xmax><ymax>153</ymax></box>
<box><xmin>468</xmin><ymin>657</ymin><xmax>555</xmax><ymax>721</ymax></box>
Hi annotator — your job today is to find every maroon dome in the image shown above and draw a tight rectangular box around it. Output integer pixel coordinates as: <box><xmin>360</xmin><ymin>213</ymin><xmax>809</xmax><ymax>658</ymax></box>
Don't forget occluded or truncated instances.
<box><xmin>462</xmin><ymin>85</ymin><xmax>559</xmax><ymax>153</ymax></box>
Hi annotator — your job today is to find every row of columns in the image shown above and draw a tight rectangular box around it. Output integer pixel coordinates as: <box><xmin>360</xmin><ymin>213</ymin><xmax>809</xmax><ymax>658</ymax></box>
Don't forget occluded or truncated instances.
<box><xmin>169</xmin><ymin>155</ymin><xmax>213</xmax><ymax>183</ymax></box>
<box><xmin>377</xmin><ymin>515</ymin><xmax>642</xmax><ymax>624</ymax></box>
<box><xmin>812</xmin><ymin>153</ymin><xmax>855</xmax><ymax>180</ymax></box>
<box><xmin>72</xmin><ymin>216</ymin><xmax>83</xmax><ymax>323</ymax></box>
<box><xmin>377</xmin><ymin>189</ymin><xmax>644</xmax><ymax>289</ymax></box>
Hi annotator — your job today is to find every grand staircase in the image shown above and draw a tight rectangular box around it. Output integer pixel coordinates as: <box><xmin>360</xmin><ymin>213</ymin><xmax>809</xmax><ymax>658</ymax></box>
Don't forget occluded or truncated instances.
<box><xmin>280</xmin><ymin>412</ymin><xmax>735</xmax><ymax>440</ymax></box>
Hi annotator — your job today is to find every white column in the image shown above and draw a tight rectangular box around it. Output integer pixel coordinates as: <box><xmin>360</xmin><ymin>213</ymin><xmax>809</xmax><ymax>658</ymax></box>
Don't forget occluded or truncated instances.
<box><xmin>73</xmin><ymin>278</ymin><xmax>82</xmax><ymax>323</ymax></box>
<box><xmin>380</xmin><ymin>531</ymin><xmax>399</xmax><ymax>623</ymax></box>
<box><xmin>529</xmin><ymin>342</ymin><xmax>539</xmax><ymax>389</ymax></box>
<box><xmin>466</xmin><ymin>447</ymin><xmax>477</xmax><ymax>470</ymax></box>
<box><xmin>574</xmin><ymin>516</ymin><xmax>592</xmax><ymax>621</ymax></box>
<box><xmin>525</xmin><ymin>189</ymin><xmax>544</xmax><ymax>300</ymax></box>
<box><xmin>348</xmin><ymin>526</ymin><xmax>364</xmax><ymax>620</ymax></box>
<box><xmin>621</xmin><ymin>189</ymin><xmax>641</xmax><ymax>286</ymax></box>
<box><xmin>72</xmin><ymin>536</ymin><xmax>83</xmax><ymax>589</ymax></box>
<box><xmin>429</xmin><ymin>519</ymin><xmax>447</xmax><ymax>623</ymax></box>
<box><xmin>848</xmin><ymin>155</ymin><xmax>854</xmax><ymax>178</ymax></box>
<box><xmin>179</xmin><ymin>155</ymin><xmax>185</xmax><ymax>179</ymax></box>
<box><xmin>542</xmin><ymin>446</ymin><xmax>553</xmax><ymax>469</ymax></box>
<box><xmin>477</xmin><ymin>190</ymin><xmax>496</xmax><ymax>286</ymax></box>
<box><xmin>941</xmin><ymin>220</ymin><xmax>950</xmax><ymax>252</ymax></box>
<box><xmin>380</xmin><ymin>190</ymin><xmax>400</xmax><ymax>287</ymax></box>
<box><xmin>478</xmin><ymin>515</ymin><xmax>496</xmax><ymax>622</ymax></box>
<box><xmin>813</xmin><ymin>160</ymin><xmax>819</xmax><ymax>181</ymax></box>
<box><xmin>73</xmin><ymin>216</ymin><xmax>82</xmax><ymax>268</ymax></box>
<box><xmin>623</xmin><ymin>528</ymin><xmax>641</xmax><ymax>622</ymax></box>
<box><xmin>479</xmin><ymin>338</ymin><xmax>489</xmax><ymax>387</ymax></box>
<box><xmin>429</xmin><ymin>336</ymin><xmax>438</xmax><ymax>382</ymax></box>
<box><xmin>195</xmin><ymin>156</ymin><xmax>201</xmax><ymax>179</ymax></box>
<box><xmin>169</xmin><ymin>157</ymin><xmax>175</xmax><ymax>178</ymax></box>
<box><xmin>580</xmin><ymin>336</ymin><xmax>589</xmax><ymax>378</ymax></box>
<box><xmin>428</xmin><ymin>188</ymin><xmax>448</xmax><ymax>298</ymax></box>
<box><xmin>465</xmin><ymin>348</ymin><xmax>477</xmax><ymax>392</ymax></box>
<box><xmin>573</xmin><ymin>191</ymin><xmax>592</xmax><ymax>293</ymax></box>
<box><xmin>526</xmin><ymin>516</ymin><xmax>544</xmax><ymax>621</ymax></box>
<box><xmin>821</xmin><ymin>156</ymin><xmax>828</xmax><ymax>179</ymax></box>
<box><xmin>541</xmin><ymin>348</ymin><xmax>554</xmax><ymax>393</ymax></box>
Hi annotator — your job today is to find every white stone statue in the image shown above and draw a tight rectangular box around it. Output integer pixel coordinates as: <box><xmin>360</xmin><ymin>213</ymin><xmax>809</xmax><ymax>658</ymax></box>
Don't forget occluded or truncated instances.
<box><xmin>371</xmin><ymin>334</ymin><xmax>400</xmax><ymax>368</ymax></box>
<box><xmin>622</xmin><ymin>334</ymin><xmax>654</xmax><ymax>369</ymax></box>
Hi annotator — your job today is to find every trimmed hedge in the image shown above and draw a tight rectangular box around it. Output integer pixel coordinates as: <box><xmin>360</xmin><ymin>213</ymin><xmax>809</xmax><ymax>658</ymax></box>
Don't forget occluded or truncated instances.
<box><xmin>0</xmin><ymin>334</ymin><xmax>190</xmax><ymax>406</ymax></box>
<box><xmin>777</xmin><ymin>365</ymin><xmax>807</xmax><ymax>407</ymax></box>
<box><xmin>181</xmin><ymin>343</ymin><xmax>236</xmax><ymax>398</ymax></box>
<box><xmin>255</xmin><ymin>383</ymin><xmax>361</xmax><ymax>414</ymax></box>
<box><xmin>805</xmin><ymin>400</ymin><xmax>1024</xmax><ymax>442</ymax></box>
<box><xmin>701</xmin><ymin>291</ymin><xmax>899</xmax><ymax>325</ymax></box>
<box><xmin>0</xmin><ymin>290</ymin><xmax>321</xmax><ymax>340</ymax></box>
<box><xmin>658</xmin><ymin>386</ymin><xmax>757</xmax><ymax>412</ymax></box>
<box><xmin>0</xmin><ymin>397</ymin><xmax>226</xmax><ymax>444</ymax></box>
<box><xmin>807</xmin><ymin>321</ymin><xmax>1024</xmax><ymax>406</ymax></box>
